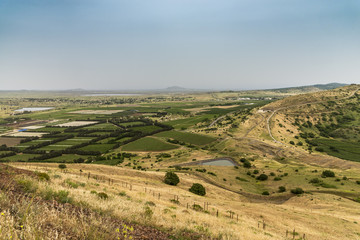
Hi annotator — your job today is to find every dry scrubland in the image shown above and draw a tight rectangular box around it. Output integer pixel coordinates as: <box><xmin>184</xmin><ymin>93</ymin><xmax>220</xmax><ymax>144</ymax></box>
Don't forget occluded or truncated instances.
<box><xmin>4</xmin><ymin>162</ymin><xmax>360</xmax><ymax>240</ymax></box>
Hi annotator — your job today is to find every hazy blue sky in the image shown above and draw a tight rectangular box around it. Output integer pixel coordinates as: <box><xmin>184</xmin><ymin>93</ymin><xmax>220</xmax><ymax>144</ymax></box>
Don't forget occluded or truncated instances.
<box><xmin>0</xmin><ymin>0</ymin><xmax>359</xmax><ymax>90</ymax></box>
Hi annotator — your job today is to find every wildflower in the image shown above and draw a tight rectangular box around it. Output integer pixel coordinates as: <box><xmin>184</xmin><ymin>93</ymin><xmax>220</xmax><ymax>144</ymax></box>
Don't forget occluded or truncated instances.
<box><xmin>1</xmin><ymin>212</ymin><xmax>4</xmax><ymax>216</ymax></box>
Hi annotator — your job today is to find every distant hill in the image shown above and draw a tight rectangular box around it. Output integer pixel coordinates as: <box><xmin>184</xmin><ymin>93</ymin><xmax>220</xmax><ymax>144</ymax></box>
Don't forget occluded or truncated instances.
<box><xmin>263</xmin><ymin>84</ymin><xmax>360</xmax><ymax>161</ymax></box>
<box><xmin>267</xmin><ymin>82</ymin><xmax>348</xmax><ymax>93</ymax></box>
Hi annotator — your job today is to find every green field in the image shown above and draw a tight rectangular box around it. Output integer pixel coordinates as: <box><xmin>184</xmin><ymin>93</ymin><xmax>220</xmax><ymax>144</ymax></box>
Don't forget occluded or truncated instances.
<box><xmin>1</xmin><ymin>154</ymin><xmax>40</xmax><ymax>162</ymax></box>
<box><xmin>130</xmin><ymin>125</ymin><xmax>163</xmax><ymax>134</ymax></box>
<box><xmin>45</xmin><ymin>154</ymin><xmax>91</xmax><ymax>163</ymax></box>
<box><xmin>154</xmin><ymin>130</ymin><xmax>216</xmax><ymax>145</ymax></box>
<box><xmin>31</xmin><ymin>127</ymin><xmax>66</xmax><ymax>132</ymax></box>
<box><xmin>83</xmin><ymin>123</ymin><xmax>119</xmax><ymax>130</ymax></box>
<box><xmin>56</xmin><ymin>137</ymin><xmax>94</xmax><ymax>146</ymax></box>
<box><xmin>164</xmin><ymin>114</ymin><xmax>216</xmax><ymax>129</ymax></box>
<box><xmin>38</xmin><ymin>145</ymin><xmax>72</xmax><ymax>151</ymax></box>
<box><xmin>80</xmin><ymin>144</ymin><xmax>115</xmax><ymax>153</ymax></box>
<box><xmin>116</xmin><ymin>137</ymin><xmax>132</xmax><ymax>143</ymax></box>
<box><xmin>14</xmin><ymin>139</ymin><xmax>53</xmax><ymax>148</ymax></box>
<box><xmin>96</xmin><ymin>137</ymin><xmax>117</xmax><ymax>144</ymax></box>
<box><xmin>121</xmin><ymin>137</ymin><xmax>178</xmax><ymax>151</ymax></box>
<box><xmin>119</xmin><ymin>121</ymin><xmax>145</xmax><ymax>127</ymax></box>
<box><xmin>313</xmin><ymin>138</ymin><xmax>360</xmax><ymax>162</ymax></box>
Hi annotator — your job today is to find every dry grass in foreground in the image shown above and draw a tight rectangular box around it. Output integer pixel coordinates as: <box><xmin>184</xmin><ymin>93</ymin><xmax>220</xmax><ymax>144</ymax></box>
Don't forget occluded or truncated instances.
<box><xmin>4</xmin><ymin>162</ymin><xmax>360</xmax><ymax>240</ymax></box>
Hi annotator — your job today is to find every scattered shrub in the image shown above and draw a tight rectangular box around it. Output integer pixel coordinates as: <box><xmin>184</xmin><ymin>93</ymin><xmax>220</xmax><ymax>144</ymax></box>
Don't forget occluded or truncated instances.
<box><xmin>236</xmin><ymin>177</ymin><xmax>248</xmax><ymax>182</ymax></box>
<box><xmin>37</xmin><ymin>172</ymin><xmax>50</xmax><ymax>181</ymax></box>
<box><xmin>118</xmin><ymin>191</ymin><xmax>127</xmax><ymax>196</ymax></box>
<box><xmin>192</xmin><ymin>204</ymin><xmax>204</xmax><ymax>211</ymax></box>
<box><xmin>64</xmin><ymin>179</ymin><xmax>79</xmax><ymax>189</ymax></box>
<box><xmin>309</xmin><ymin>178</ymin><xmax>321</xmax><ymax>184</ymax></box>
<box><xmin>164</xmin><ymin>172</ymin><xmax>180</xmax><ymax>186</ymax></box>
<box><xmin>58</xmin><ymin>164</ymin><xmax>67</xmax><ymax>170</ymax></box>
<box><xmin>145</xmin><ymin>201</ymin><xmax>156</xmax><ymax>206</ymax></box>
<box><xmin>97</xmin><ymin>192</ymin><xmax>109</xmax><ymax>199</ymax></box>
<box><xmin>278</xmin><ymin>186</ymin><xmax>286</xmax><ymax>193</ymax></box>
<box><xmin>291</xmin><ymin>188</ymin><xmax>304</xmax><ymax>195</ymax></box>
<box><xmin>262</xmin><ymin>191</ymin><xmax>270</xmax><ymax>195</ymax></box>
<box><xmin>322</xmin><ymin>170</ymin><xmax>335</xmax><ymax>178</ymax></box>
<box><xmin>243</xmin><ymin>160</ymin><xmax>251</xmax><ymax>168</ymax></box>
<box><xmin>189</xmin><ymin>183</ymin><xmax>206</xmax><ymax>196</ymax></box>
<box><xmin>256</xmin><ymin>174</ymin><xmax>268</xmax><ymax>181</ymax></box>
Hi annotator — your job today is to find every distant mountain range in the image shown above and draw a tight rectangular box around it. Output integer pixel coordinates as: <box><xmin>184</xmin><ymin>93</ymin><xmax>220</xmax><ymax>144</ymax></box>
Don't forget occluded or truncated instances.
<box><xmin>265</xmin><ymin>83</ymin><xmax>348</xmax><ymax>93</ymax></box>
<box><xmin>0</xmin><ymin>83</ymin><xmax>349</xmax><ymax>94</ymax></box>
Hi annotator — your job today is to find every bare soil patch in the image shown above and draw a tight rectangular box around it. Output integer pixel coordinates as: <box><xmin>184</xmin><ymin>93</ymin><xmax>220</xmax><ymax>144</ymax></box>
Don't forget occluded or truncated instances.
<box><xmin>0</xmin><ymin>137</ymin><xmax>24</xmax><ymax>147</ymax></box>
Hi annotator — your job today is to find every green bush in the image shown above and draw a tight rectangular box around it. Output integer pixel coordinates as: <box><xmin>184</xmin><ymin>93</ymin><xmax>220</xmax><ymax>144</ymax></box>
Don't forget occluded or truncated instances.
<box><xmin>58</xmin><ymin>164</ymin><xmax>67</xmax><ymax>169</ymax></box>
<box><xmin>118</xmin><ymin>191</ymin><xmax>127</xmax><ymax>196</ymax></box>
<box><xmin>37</xmin><ymin>172</ymin><xmax>50</xmax><ymax>181</ymax></box>
<box><xmin>256</xmin><ymin>174</ymin><xmax>268</xmax><ymax>181</ymax></box>
<box><xmin>55</xmin><ymin>190</ymin><xmax>73</xmax><ymax>203</ymax></box>
<box><xmin>322</xmin><ymin>170</ymin><xmax>335</xmax><ymax>178</ymax></box>
<box><xmin>274</xmin><ymin>177</ymin><xmax>282</xmax><ymax>181</ymax></box>
<box><xmin>16</xmin><ymin>178</ymin><xmax>37</xmax><ymax>193</ymax></box>
<box><xmin>243</xmin><ymin>160</ymin><xmax>251</xmax><ymax>168</ymax></box>
<box><xmin>164</xmin><ymin>172</ymin><xmax>180</xmax><ymax>186</ymax></box>
<box><xmin>64</xmin><ymin>179</ymin><xmax>79</xmax><ymax>189</ymax></box>
<box><xmin>278</xmin><ymin>186</ymin><xmax>286</xmax><ymax>193</ymax></box>
<box><xmin>262</xmin><ymin>191</ymin><xmax>270</xmax><ymax>195</ymax></box>
<box><xmin>192</xmin><ymin>204</ymin><xmax>203</xmax><ymax>211</ymax></box>
<box><xmin>97</xmin><ymin>192</ymin><xmax>109</xmax><ymax>200</ymax></box>
<box><xmin>309</xmin><ymin>178</ymin><xmax>322</xmax><ymax>184</ymax></box>
<box><xmin>291</xmin><ymin>188</ymin><xmax>304</xmax><ymax>195</ymax></box>
<box><xmin>189</xmin><ymin>183</ymin><xmax>206</xmax><ymax>196</ymax></box>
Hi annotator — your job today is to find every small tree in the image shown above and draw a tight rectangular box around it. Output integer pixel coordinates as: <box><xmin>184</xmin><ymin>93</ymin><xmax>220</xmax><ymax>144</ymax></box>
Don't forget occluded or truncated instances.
<box><xmin>243</xmin><ymin>160</ymin><xmax>251</xmax><ymax>168</ymax></box>
<box><xmin>291</xmin><ymin>188</ymin><xmax>304</xmax><ymax>195</ymax></box>
<box><xmin>278</xmin><ymin>186</ymin><xmax>286</xmax><ymax>193</ymax></box>
<box><xmin>322</xmin><ymin>170</ymin><xmax>335</xmax><ymax>178</ymax></box>
<box><xmin>189</xmin><ymin>183</ymin><xmax>206</xmax><ymax>196</ymax></box>
<box><xmin>58</xmin><ymin>164</ymin><xmax>67</xmax><ymax>170</ymax></box>
<box><xmin>256</xmin><ymin>174</ymin><xmax>268</xmax><ymax>181</ymax></box>
<box><xmin>164</xmin><ymin>172</ymin><xmax>180</xmax><ymax>186</ymax></box>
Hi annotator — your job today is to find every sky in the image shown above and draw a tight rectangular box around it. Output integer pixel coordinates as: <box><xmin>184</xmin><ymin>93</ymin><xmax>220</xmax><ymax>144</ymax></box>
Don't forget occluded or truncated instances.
<box><xmin>0</xmin><ymin>0</ymin><xmax>359</xmax><ymax>90</ymax></box>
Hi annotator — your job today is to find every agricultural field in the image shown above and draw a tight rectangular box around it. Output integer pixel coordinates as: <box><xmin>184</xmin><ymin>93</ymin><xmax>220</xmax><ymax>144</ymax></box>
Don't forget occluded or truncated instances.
<box><xmin>155</xmin><ymin>130</ymin><xmax>216</xmax><ymax>145</ymax></box>
<box><xmin>80</xmin><ymin>144</ymin><xmax>116</xmax><ymax>153</ymax></box>
<box><xmin>0</xmin><ymin>154</ymin><xmax>40</xmax><ymax>162</ymax></box>
<box><xmin>118</xmin><ymin>121</ymin><xmax>145</xmax><ymax>127</ymax></box>
<box><xmin>129</xmin><ymin>125</ymin><xmax>163</xmax><ymax>134</ymax></box>
<box><xmin>121</xmin><ymin>137</ymin><xmax>178</xmax><ymax>151</ymax></box>
<box><xmin>0</xmin><ymin>137</ymin><xmax>24</xmax><ymax>147</ymax></box>
<box><xmin>83</xmin><ymin>123</ymin><xmax>120</xmax><ymax>130</ymax></box>
<box><xmin>312</xmin><ymin>138</ymin><xmax>360</xmax><ymax>161</ymax></box>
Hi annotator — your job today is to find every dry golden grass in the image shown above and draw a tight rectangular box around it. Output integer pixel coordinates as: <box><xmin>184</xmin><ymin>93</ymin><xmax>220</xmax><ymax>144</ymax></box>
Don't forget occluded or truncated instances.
<box><xmin>7</xmin><ymin>162</ymin><xmax>360</xmax><ymax>240</ymax></box>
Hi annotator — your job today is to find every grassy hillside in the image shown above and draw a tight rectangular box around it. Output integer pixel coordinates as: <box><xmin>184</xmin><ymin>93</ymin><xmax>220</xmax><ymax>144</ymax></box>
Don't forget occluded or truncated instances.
<box><xmin>3</xmin><ymin>163</ymin><xmax>360</xmax><ymax>240</ymax></box>
<box><xmin>263</xmin><ymin>84</ymin><xmax>360</xmax><ymax>161</ymax></box>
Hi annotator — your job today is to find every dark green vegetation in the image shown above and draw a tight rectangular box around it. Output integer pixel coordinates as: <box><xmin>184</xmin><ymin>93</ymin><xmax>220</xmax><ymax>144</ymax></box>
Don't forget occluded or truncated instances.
<box><xmin>189</xmin><ymin>183</ymin><xmax>206</xmax><ymax>196</ymax></box>
<box><xmin>122</xmin><ymin>137</ymin><xmax>178</xmax><ymax>151</ymax></box>
<box><xmin>285</xmin><ymin>87</ymin><xmax>360</xmax><ymax>162</ymax></box>
<box><xmin>155</xmin><ymin>130</ymin><xmax>216</xmax><ymax>145</ymax></box>
<box><xmin>164</xmin><ymin>172</ymin><xmax>180</xmax><ymax>186</ymax></box>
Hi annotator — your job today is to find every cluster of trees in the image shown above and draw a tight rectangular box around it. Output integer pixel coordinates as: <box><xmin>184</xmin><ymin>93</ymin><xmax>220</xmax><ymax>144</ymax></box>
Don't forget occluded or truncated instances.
<box><xmin>164</xmin><ymin>172</ymin><xmax>206</xmax><ymax>196</ymax></box>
